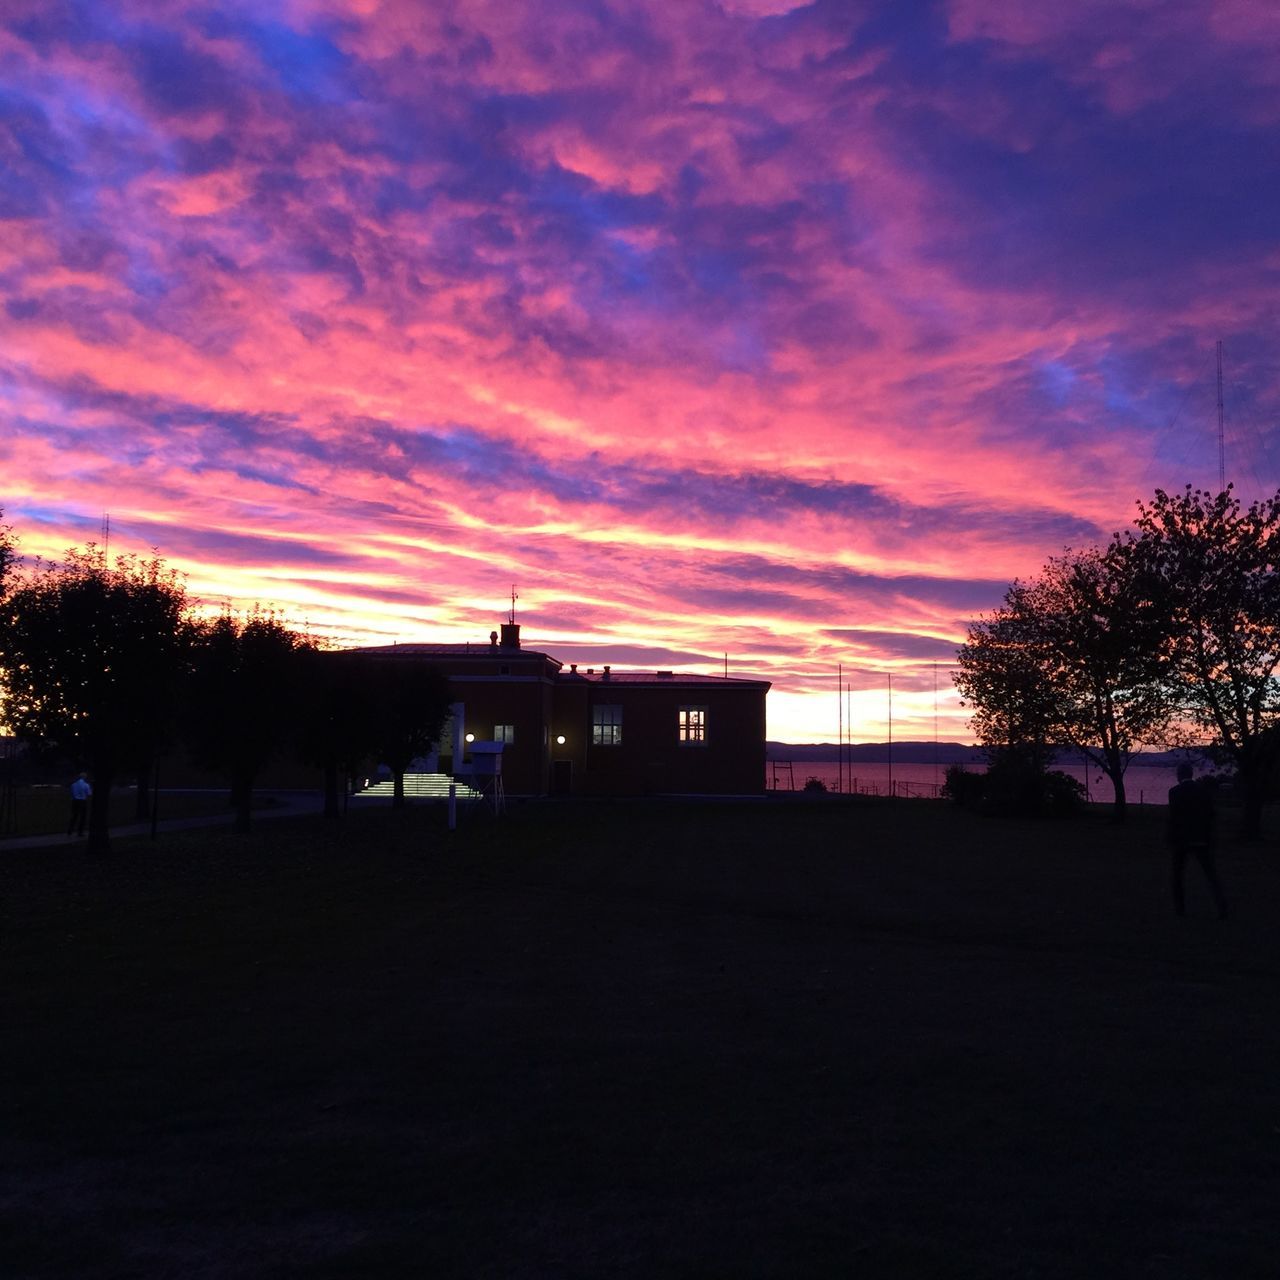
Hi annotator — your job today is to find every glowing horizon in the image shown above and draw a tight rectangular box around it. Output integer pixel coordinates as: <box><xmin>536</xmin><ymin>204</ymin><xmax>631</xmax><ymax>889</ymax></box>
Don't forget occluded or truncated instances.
<box><xmin>3</xmin><ymin>2</ymin><xmax>1278</xmax><ymax>743</ymax></box>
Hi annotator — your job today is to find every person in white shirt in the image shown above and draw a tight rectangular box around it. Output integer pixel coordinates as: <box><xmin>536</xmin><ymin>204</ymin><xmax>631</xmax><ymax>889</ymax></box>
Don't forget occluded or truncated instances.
<box><xmin>68</xmin><ymin>772</ymin><xmax>91</xmax><ymax>838</ymax></box>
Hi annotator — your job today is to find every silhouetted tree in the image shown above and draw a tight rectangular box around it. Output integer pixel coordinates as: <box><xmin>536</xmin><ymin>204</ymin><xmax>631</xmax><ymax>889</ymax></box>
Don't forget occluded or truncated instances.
<box><xmin>295</xmin><ymin>649</ymin><xmax>379</xmax><ymax>820</ymax></box>
<box><xmin>1128</xmin><ymin>485</ymin><xmax>1280</xmax><ymax>837</ymax></box>
<box><xmin>0</xmin><ymin>510</ymin><xmax>16</xmax><ymax>598</ymax></box>
<box><xmin>0</xmin><ymin>547</ymin><xmax>190</xmax><ymax>853</ymax></box>
<box><xmin>185</xmin><ymin>612</ymin><xmax>311</xmax><ymax>834</ymax></box>
<box><xmin>955</xmin><ymin>589</ymin><xmax>1060</xmax><ymax>775</ymax></box>
<box><xmin>365</xmin><ymin>657</ymin><xmax>451</xmax><ymax>808</ymax></box>
<box><xmin>1017</xmin><ymin>544</ymin><xmax>1172</xmax><ymax>821</ymax></box>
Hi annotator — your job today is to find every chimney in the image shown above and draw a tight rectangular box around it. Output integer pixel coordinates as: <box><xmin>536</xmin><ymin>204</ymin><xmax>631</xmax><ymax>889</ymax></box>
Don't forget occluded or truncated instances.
<box><xmin>489</xmin><ymin>630</ymin><xmax>499</xmax><ymax>648</ymax></box>
<box><xmin>570</xmin><ymin>663</ymin><xmax>578</xmax><ymax>673</ymax></box>
<box><xmin>602</xmin><ymin>664</ymin><xmax>611</xmax><ymax>680</ymax></box>
<box><xmin>500</xmin><ymin>622</ymin><xmax>521</xmax><ymax>649</ymax></box>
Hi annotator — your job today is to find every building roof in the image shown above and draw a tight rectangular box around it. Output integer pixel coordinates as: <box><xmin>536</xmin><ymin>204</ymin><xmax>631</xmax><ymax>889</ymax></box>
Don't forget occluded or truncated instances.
<box><xmin>353</xmin><ymin>642</ymin><xmax>561</xmax><ymax>665</ymax></box>
<box><xmin>558</xmin><ymin>670</ymin><xmax>770</xmax><ymax>689</ymax></box>
<box><xmin>349</xmin><ymin>637</ymin><xmax>770</xmax><ymax>690</ymax></box>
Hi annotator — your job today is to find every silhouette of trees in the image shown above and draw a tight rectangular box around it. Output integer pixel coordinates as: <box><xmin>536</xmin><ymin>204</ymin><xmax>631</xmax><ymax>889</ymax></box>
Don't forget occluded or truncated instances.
<box><xmin>185</xmin><ymin>612</ymin><xmax>312</xmax><ymax>834</ymax></box>
<box><xmin>365</xmin><ymin>656</ymin><xmax>451</xmax><ymax>808</ymax></box>
<box><xmin>295</xmin><ymin>649</ymin><xmax>379</xmax><ymax>820</ymax></box>
<box><xmin>955</xmin><ymin>588</ymin><xmax>1060</xmax><ymax>775</ymax></box>
<box><xmin>959</xmin><ymin>485</ymin><xmax>1280</xmax><ymax>832</ymax></box>
<box><xmin>1017</xmin><ymin>545</ymin><xmax>1172</xmax><ymax>821</ymax></box>
<box><xmin>1128</xmin><ymin>485</ymin><xmax>1280</xmax><ymax>837</ymax></box>
<box><xmin>0</xmin><ymin>510</ymin><xmax>16</xmax><ymax>598</ymax></box>
<box><xmin>0</xmin><ymin>548</ymin><xmax>190</xmax><ymax>852</ymax></box>
<box><xmin>294</xmin><ymin>652</ymin><xmax>452</xmax><ymax>814</ymax></box>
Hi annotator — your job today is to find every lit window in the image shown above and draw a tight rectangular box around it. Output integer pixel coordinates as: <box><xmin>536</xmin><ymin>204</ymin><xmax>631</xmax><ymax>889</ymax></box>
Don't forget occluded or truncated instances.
<box><xmin>592</xmin><ymin>704</ymin><xmax>622</xmax><ymax>746</ymax></box>
<box><xmin>494</xmin><ymin>724</ymin><xmax>515</xmax><ymax>744</ymax></box>
<box><xmin>679</xmin><ymin>706</ymin><xmax>707</xmax><ymax>743</ymax></box>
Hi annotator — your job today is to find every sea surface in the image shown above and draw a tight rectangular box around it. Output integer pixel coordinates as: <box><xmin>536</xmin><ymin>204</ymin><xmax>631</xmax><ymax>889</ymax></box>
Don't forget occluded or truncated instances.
<box><xmin>767</xmin><ymin>759</ymin><xmax>1182</xmax><ymax>804</ymax></box>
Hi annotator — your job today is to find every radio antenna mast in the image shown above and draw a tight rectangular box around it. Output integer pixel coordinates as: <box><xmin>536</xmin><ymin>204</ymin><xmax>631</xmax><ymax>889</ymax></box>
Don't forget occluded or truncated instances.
<box><xmin>1216</xmin><ymin>339</ymin><xmax>1226</xmax><ymax>492</ymax></box>
<box><xmin>509</xmin><ymin>584</ymin><xmax>518</xmax><ymax>625</ymax></box>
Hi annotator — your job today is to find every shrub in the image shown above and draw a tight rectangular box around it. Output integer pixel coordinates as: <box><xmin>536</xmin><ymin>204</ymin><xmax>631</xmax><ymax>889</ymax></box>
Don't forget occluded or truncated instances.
<box><xmin>943</xmin><ymin>765</ymin><xmax>985</xmax><ymax>808</ymax></box>
<box><xmin>802</xmin><ymin>775</ymin><xmax>828</xmax><ymax>793</ymax></box>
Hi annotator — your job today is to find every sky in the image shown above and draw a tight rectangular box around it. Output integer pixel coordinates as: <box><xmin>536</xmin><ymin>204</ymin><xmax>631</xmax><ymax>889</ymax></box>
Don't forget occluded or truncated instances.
<box><xmin>2</xmin><ymin>0</ymin><xmax>1279</xmax><ymax>743</ymax></box>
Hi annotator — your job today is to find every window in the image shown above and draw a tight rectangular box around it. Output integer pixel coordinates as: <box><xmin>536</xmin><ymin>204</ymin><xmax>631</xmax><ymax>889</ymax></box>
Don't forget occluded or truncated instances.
<box><xmin>679</xmin><ymin>706</ymin><xmax>707</xmax><ymax>743</ymax></box>
<box><xmin>494</xmin><ymin>724</ymin><xmax>515</xmax><ymax>744</ymax></box>
<box><xmin>592</xmin><ymin>704</ymin><xmax>622</xmax><ymax>746</ymax></box>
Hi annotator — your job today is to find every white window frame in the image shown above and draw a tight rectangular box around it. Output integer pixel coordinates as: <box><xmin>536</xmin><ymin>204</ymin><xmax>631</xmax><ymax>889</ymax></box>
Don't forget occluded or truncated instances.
<box><xmin>494</xmin><ymin>724</ymin><xmax>515</xmax><ymax>744</ymax></box>
<box><xmin>679</xmin><ymin>705</ymin><xmax>708</xmax><ymax>744</ymax></box>
<box><xmin>592</xmin><ymin>704</ymin><xmax>623</xmax><ymax>746</ymax></box>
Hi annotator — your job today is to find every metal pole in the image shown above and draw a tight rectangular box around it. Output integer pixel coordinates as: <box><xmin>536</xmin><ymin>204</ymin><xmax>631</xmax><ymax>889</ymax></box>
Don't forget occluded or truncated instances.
<box><xmin>837</xmin><ymin>664</ymin><xmax>843</xmax><ymax>794</ymax></box>
<box><xmin>150</xmin><ymin>758</ymin><xmax>160</xmax><ymax>840</ymax></box>
<box><xmin>1217</xmin><ymin>339</ymin><xmax>1225</xmax><ymax>492</ymax></box>
<box><xmin>887</xmin><ymin>674</ymin><xmax>893</xmax><ymax>799</ymax></box>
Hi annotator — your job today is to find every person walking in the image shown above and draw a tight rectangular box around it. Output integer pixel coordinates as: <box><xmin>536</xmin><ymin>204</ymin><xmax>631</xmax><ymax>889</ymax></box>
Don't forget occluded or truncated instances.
<box><xmin>1167</xmin><ymin>762</ymin><xmax>1228</xmax><ymax>919</ymax></box>
<box><xmin>68</xmin><ymin>771</ymin><xmax>91</xmax><ymax>838</ymax></box>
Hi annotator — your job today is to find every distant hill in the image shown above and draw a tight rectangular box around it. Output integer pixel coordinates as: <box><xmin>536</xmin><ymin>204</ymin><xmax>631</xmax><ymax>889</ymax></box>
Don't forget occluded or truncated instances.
<box><xmin>767</xmin><ymin>742</ymin><xmax>983</xmax><ymax>764</ymax></box>
<box><xmin>767</xmin><ymin>742</ymin><xmax>1205</xmax><ymax>766</ymax></box>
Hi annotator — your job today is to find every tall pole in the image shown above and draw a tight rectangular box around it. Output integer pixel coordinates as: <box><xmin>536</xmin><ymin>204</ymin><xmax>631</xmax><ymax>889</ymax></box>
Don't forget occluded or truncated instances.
<box><xmin>933</xmin><ymin>661</ymin><xmax>939</xmax><ymax>793</ymax></box>
<box><xmin>887</xmin><ymin>674</ymin><xmax>893</xmax><ymax>799</ymax></box>
<box><xmin>1217</xmin><ymin>339</ymin><xmax>1226</xmax><ymax>492</ymax></box>
<box><xmin>837</xmin><ymin>664</ymin><xmax>843</xmax><ymax>794</ymax></box>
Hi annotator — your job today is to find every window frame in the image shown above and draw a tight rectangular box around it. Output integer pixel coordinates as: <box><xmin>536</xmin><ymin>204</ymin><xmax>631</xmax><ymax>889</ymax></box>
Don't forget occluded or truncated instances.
<box><xmin>591</xmin><ymin>703</ymin><xmax>623</xmax><ymax>746</ymax></box>
<box><xmin>678</xmin><ymin>705</ymin><xmax>708</xmax><ymax>744</ymax></box>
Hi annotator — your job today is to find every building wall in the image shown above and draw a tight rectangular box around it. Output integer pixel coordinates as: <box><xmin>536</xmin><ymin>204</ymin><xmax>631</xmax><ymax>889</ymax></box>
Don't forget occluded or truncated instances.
<box><xmin>560</xmin><ymin>682</ymin><xmax>767</xmax><ymax>796</ymax></box>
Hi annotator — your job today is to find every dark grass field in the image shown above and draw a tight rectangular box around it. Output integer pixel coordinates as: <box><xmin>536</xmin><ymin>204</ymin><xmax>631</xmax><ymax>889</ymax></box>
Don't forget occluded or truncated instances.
<box><xmin>2</xmin><ymin>787</ymin><xmax>258</xmax><ymax>839</ymax></box>
<box><xmin>4</xmin><ymin>798</ymin><xmax>1280</xmax><ymax>1278</ymax></box>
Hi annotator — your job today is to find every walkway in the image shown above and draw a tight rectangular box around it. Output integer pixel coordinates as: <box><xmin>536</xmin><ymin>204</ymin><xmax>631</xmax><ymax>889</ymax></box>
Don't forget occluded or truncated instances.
<box><xmin>0</xmin><ymin>791</ymin><xmax>325</xmax><ymax>852</ymax></box>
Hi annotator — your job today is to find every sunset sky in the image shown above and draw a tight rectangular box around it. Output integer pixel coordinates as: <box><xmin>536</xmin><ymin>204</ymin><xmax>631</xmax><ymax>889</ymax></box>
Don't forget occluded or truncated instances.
<box><xmin>2</xmin><ymin>1</ymin><xmax>1278</xmax><ymax>742</ymax></box>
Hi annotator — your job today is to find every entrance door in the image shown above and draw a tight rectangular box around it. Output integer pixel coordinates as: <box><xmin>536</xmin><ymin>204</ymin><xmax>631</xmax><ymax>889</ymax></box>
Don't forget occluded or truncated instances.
<box><xmin>551</xmin><ymin>759</ymin><xmax>573</xmax><ymax>795</ymax></box>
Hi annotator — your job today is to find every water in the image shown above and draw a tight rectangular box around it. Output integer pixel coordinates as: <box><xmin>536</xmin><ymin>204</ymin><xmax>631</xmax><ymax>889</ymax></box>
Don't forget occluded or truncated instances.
<box><xmin>767</xmin><ymin>760</ymin><xmax>1183</xmax><ymax>804</ymax></box>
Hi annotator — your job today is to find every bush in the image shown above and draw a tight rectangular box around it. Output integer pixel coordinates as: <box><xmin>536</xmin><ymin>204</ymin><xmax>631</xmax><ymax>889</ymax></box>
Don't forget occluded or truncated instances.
<box><xmin>943</xmin><ymin>765</ymin><xmax>986</xmax><ymax>808</ymax></box>
<box><xmin>803</xmin><ymin>775</ymin><xmax>828</xmax><ymax>793</ymax></box>
<box><xmin>945</xmin><ymin>754</ymin><xmax>1084</xmax><ymax>818</ymax></box>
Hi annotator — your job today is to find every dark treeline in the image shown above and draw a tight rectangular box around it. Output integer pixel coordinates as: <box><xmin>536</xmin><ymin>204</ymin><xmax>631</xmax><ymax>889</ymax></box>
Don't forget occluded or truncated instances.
<box><xmin>956</xmin><ymin>485</ymin><xmax>1280</xmax><ymax>833</ymax></box>
<box><xmin>0</xmin><ymin>519</ymin><xmax>450</xmax><ymax>853</ymax></box>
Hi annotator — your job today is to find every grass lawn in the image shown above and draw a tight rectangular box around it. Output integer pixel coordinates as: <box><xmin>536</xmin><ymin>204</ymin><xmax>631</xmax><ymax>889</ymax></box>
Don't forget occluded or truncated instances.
<box><xmin>2</xmin><ymin>786</ymin><xmax>258</xmax><ymax>839</ymax></box>
<box><xmin>4</xmin><ymin>797</ymin><xmax>1279</xmax><ymax>1278</ymax></box>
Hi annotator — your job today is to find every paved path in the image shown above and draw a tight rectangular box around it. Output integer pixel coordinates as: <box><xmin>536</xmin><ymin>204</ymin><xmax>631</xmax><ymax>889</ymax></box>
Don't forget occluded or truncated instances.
<box><xmin>0</xmin><ymin>791</ymin><xmax>325</xmax><ymax>851</ymax></box>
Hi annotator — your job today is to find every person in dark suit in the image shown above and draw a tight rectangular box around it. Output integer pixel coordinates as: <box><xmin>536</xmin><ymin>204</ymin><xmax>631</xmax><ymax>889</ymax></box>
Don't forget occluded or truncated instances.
<box><xmin>1167</xmin><ymin>763</ymin><xmax>1228</xmax><ymax>919</ymax></box>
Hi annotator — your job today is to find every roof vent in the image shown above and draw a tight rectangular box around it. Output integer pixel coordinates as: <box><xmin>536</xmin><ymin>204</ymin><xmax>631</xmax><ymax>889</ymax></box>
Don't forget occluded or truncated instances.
<box><xmin>489</xmin><ymin>631</ymin><xmax>499</xmax><ymax>647</ymax></box>
<box><xmin>586</xmin><ymin>668</ymin><xmax>595</xmax><ymax>675</ymax></box>
<box><xmin>602</xmin><ymin>665</ymin><xmax>611</xmax><ymax>680</ymax></box>
<box><xmin>570</xmin><ymin>663</ymin><xmax>578</xmax><ymax>673</ymax></box>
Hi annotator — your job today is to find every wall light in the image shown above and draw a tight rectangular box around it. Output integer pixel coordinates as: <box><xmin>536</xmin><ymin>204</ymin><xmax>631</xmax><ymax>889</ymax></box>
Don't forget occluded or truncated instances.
<box><xmin>556</xmin><ymin>735</ymin><xmax>566</xmax><ymax>745</ymax></box>
<box><xmin>465</xmin><ymin>733</ymin><xmax>475</xmax><ymax>743</ymax></box>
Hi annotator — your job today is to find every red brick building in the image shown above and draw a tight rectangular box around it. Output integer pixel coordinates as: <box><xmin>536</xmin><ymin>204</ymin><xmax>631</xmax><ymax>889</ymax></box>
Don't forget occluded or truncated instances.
<box><xmin>356</xmin><ymin>621</ymin><xmax>769</xmax><ymax>796</ymax></box>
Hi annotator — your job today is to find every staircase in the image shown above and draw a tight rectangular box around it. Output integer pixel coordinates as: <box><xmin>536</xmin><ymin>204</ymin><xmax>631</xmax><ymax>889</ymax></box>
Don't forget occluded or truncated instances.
<box><xmin>356</xmin><ymin>772</ymin><xmax>483</xmax><ymax>801</ymax></box>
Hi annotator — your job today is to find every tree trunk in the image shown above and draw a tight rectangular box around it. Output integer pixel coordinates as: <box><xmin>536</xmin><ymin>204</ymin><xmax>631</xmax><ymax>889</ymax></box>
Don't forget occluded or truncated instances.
<box><xmin>1105</xmin><ymin>768</ymin><xmax>1126</xmax><ymax>819</ymax></box>
<box><xmin>1239</xmin><ymin>770</ymin><xmax>1264</xmax><ymax>840</ymax></box>
<box><xmin>87</xmin><ymin>765</ymin><xmax>114</xmax><ymax>855</ymax></box>
<box><xmin>1105</xmin><ymin>751</ymin><xmax>1127</xmax><ymax>824</ymax></box>
<box><xmin>231</xmin><ymin>769</ymin><xmax>253</xmax><ymax>835</ymax></box>
<box><xmin>392</xmin><ymin>768</ymin><xmax>405</xmax><ymax>809</ymax></box>
<box><xmin>323</xmin><ymin>760</ymin><xmax>340</xmax><ymax>820</ymax></box>
<box><xmin>134</xmin><ymin>759</ymin><xmax>151</xmax><ymax>821</ymax></box>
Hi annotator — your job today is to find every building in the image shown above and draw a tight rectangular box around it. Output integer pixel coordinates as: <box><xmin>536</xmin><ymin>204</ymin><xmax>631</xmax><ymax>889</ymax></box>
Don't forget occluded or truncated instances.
<box><xmin>356</xmin><ymin>621</ymin><xmax>769</xmax><ymax>796</ymax></box>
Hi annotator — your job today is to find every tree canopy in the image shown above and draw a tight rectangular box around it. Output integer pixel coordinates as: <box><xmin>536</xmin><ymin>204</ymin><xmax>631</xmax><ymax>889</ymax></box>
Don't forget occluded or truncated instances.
<box><xmin>184</xmin><ymin>612</ymin><xmax>313</xmax><ymax>834</ymax></box>
<box><xmin>0</xmin><ymin>548</ymin><xmax>190</xmax><ymax>851</ymax></box>
<box><xmin>957</xmin><ymin>484</ymin><xmax>1280</xmax><ymax>832</ymax></box>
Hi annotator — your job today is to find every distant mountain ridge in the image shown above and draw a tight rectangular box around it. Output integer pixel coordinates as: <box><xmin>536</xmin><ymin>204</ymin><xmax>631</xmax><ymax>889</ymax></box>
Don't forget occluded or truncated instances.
<box><xmin>767</xmin><ymin>742</ymin><xmax>1201</xmax><ymax>766</ymax></box>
